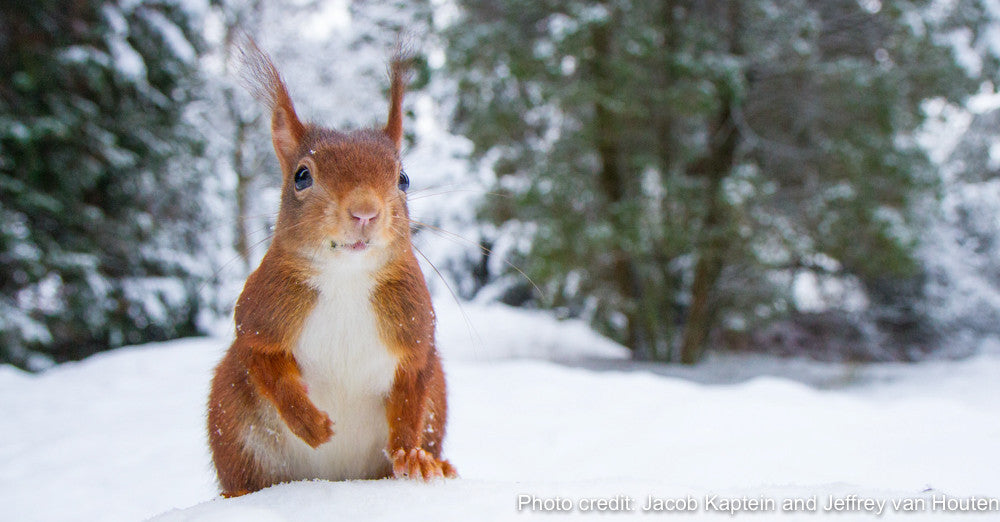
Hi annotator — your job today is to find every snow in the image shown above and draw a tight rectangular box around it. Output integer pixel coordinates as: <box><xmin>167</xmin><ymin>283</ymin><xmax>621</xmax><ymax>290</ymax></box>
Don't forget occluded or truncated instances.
<box><xmin>144</xmin><ymin>10</ymin><xmax>197</xmax><ymax>64</ymax></box>
<box><xmin>6</xmin><ymin>3</ymin><xmax>1000</xmax><ymax>519</ymax></box>
<box><xmin>2</xmin><ymin>303</ymin><xmax>999</xmax><ymax>521</ymax></box>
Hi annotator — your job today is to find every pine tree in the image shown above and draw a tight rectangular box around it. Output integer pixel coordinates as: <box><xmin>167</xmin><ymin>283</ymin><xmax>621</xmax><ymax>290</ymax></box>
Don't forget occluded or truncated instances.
<box><xmin>446</xmin><ymin>0</ymin><xmax>994</xmax><ymax>362</ymax></box>
<box><xmin>0</xmin><ymin>0</ymin><xmax>213</xmax><ymax>369</ymax></box>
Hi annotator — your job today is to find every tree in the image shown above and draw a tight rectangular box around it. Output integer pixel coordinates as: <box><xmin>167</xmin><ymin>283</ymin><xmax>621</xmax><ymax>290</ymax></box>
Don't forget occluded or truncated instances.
<box><xmin>0</xmin><ymin>0</ymin><xmax>213</xmax><ymax>369</ymax></box>
<box><xmin>446</xmin><ymin>0</ymin><xmax>994</xmax><ymax>362</ymax></box>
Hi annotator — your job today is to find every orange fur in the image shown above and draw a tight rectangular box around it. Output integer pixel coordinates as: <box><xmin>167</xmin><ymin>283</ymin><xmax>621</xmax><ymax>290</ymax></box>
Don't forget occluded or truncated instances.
<box><xmin>384</xmin><ymin>54</ymin><xmax>411</xmax><ymax>149</ymax></box>
<box><xmin>207</xmin><ymin>40</ymin><xmax>455</xmax><ymax>497</ymax></box>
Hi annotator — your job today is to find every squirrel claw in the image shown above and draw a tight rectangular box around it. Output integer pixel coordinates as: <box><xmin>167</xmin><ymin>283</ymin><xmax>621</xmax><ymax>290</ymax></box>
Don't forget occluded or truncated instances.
<box><xmin>390</xmin><ymin>448</ymin><xmax>457</xmax><ymax>481</ymax></box>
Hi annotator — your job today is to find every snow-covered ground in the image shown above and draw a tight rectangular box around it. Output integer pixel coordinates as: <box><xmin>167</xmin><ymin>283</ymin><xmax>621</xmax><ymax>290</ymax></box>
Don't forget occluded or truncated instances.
<box><xmin>1</xmin><ymin>302</ymin><xmax>999</xmax><ymax>521</ymax></box>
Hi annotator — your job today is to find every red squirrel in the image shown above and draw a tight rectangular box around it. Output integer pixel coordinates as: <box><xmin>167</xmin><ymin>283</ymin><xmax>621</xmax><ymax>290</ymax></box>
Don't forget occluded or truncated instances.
<box><xmin>207</xmin><ymin>40</ymin><xmax>456</xmax><ymax>497</ymax></box>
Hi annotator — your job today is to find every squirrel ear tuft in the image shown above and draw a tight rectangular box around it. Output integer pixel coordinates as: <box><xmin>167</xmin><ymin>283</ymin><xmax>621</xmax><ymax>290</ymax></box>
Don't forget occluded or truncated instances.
<box><xmin>238</xmin><ymin>36</ymin><xmax>305</xmax><ymax>173</ymax></box>
<box><xmin>384</xmin><ymin>45</ymin><xmax>414</xmax><ymax>151</ymax></box>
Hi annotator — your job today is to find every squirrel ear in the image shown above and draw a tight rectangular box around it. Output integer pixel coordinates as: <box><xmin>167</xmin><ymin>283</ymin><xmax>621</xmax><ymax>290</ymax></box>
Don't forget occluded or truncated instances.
<box><xmin>239</xmin><ymin>37</ymin><xmax>305</xmax><ymax>173</ymax></box>
<box><xmin>384</xmin><ymin>52</ymin><xmax>412</xmax><ymax>150</ymax></box>
<box><xmin>271</xmin><ymin>102</ymin><xmax>305</xmax><ymax>171</ymax></box>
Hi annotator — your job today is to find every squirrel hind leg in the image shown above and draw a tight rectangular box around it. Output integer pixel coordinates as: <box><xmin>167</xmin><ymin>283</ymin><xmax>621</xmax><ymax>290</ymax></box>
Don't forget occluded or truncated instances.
<box><xmin>221</xmin><ymin>488</ymin><xmax>252</xmax><ymax>499</ymax></box>
<box><xmin>213</xmin><ymin>429</ymin><xmax>292</xmax><ymax>496</ymax></box>
<box><xmin>209</xmin><ymin>351</ymin><xmax>285</xmax><ymax>497</ymax></box>
<box><xmin>440</xmin><ymin>459</ymin><xmax>458</xmax><ymax>479</ymax></box>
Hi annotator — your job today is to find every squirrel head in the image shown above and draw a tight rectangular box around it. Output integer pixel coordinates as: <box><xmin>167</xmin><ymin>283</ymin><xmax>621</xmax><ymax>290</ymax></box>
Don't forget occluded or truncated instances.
<box><xmin>240</xmin><ymin>39</ymin><xmax>414</xmax><ymax>268</ymax></box>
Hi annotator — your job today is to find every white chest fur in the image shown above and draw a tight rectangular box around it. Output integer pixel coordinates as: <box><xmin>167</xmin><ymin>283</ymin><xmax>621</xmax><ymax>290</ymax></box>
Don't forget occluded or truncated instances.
<box><xmin>248</xmin><ymin>253</ymin><xmax>400</xmax><ymax>481</ymax></box>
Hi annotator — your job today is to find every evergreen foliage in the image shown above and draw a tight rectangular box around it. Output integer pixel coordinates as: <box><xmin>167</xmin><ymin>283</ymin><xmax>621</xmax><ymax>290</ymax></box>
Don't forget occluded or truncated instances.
<box><xmin>0</xmin><ymin>0</ymin><xmax>212</xmax><ymax>369</ymax></box>
<box><xmin>2</xmin><ymin>0</ymin><xmax>998</xmax><ymax>370</ymax></box>
<box><xmin>446</xmin><ymin>0</ymin><xmax>996</xmax><ymax>362</ymax></box>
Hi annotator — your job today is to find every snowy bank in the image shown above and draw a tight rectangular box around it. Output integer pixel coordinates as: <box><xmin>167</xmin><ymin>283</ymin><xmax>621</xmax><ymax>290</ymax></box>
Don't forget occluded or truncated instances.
<box><xmin>1</xmin><ymin>303</ymin><xmax>998</xmax><ymax>521</ymax></box>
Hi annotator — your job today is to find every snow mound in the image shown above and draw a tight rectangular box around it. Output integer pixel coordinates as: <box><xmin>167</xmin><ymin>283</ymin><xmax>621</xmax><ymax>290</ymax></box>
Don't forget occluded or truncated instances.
<box><xmin>1</xmin><ymin>304</ymin><xmax>998</xmax><ymax>522</ymax></box>
<box><xmin>434</xmin><ymin>301</ymin><xmax>630</xmax><ymax>362</ymax></box>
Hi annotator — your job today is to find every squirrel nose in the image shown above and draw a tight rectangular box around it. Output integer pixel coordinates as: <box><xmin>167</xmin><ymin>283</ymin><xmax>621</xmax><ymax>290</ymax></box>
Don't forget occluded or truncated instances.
<box><xmin>350</xmin><ymin>207</ymin><xmax>379</xmax><ymax>228</ymax></box>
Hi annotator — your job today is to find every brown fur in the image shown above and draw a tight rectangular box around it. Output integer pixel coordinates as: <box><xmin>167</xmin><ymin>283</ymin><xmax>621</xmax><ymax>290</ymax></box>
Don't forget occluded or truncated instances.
<box><xmin>207</xmin><ymin>40</ymin><xmax>455</xmax><ymax>497</ymax></box>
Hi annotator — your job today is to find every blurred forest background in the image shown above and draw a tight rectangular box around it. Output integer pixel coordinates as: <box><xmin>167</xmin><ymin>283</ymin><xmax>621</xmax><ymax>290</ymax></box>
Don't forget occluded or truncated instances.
<box><xmin>2</xmin><ymin>0</ymin><xmax>1000</xmax><ymax>370</ymax></box>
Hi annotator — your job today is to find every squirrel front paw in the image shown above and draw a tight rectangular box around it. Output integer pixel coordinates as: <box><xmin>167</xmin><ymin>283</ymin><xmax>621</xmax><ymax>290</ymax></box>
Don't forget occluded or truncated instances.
<box><xmin>390</xmin><ymin>448</ymin><xmax>458</xmax><ymax>481</ymax></box>
<box><xmin>283</xmin><ymin>404</ymin><xmax>334</xmax><ymax>448</ymax></box>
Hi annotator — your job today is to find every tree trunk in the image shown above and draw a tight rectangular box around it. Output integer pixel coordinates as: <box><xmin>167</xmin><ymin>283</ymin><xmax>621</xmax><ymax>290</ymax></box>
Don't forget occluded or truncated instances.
<box><xmin>223</xmin><ymin>0</ymin><xmax>263</xmax><ymax>268</ymax></box>
<box><xmin>590</xmin><ymin>14</ymin><xmax>653</xmax><ymax>359</ymax></box>
<box><xmin>679</xmin><ymin>168</ymin><xmax>730</xmax><ymax>364</ymax></box>
<box><xmin>679</xmin><ymin>0</ymin><xmax>743</xmax><ymax>364</ymax></box>
<box><xmin>653</xmin><ymin>0</ymin><xmax>681</xmax><ymax>361</ymax></box>
<box><xmin>232</xmin><ymin>115</ymin><xmax>252</xmax><ymax>266</ymax></box>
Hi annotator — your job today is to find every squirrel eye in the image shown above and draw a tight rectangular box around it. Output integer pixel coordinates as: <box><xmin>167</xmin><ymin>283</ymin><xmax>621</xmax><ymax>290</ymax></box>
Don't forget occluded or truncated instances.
<box><xmin>398</xmin><ymin>169</ymin><xmax>409</xmax><ymax>192</ymax></box>
<box><xmin>294</xmin><ymin>166</ymin><xmax>312</xmax><ymax>191</ymax></box>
